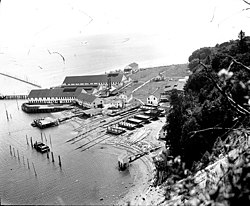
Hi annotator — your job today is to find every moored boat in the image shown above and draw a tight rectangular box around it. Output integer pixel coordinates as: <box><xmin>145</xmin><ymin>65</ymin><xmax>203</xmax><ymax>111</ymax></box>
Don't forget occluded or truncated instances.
<box><xmin>34</xmin><ymin>141</ymin><xmax>50</xmax><ymax>153</ymax></box>
<box><xmin>31</xmin><ymin>117</ymin><xmax>59</xmax><ymax>129</ymax></box>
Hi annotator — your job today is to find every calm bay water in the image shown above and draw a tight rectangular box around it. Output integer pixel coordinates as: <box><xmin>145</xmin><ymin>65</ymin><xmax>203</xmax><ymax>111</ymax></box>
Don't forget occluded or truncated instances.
<box><xmin>0</xmin><ymin>33</ymin><xmax>174</xmax><ymax>204</ymax></box>
<box><xmin>0</xmin><ymin>100</ymin><xmax>132</xmax><ymax>205</ymax></box>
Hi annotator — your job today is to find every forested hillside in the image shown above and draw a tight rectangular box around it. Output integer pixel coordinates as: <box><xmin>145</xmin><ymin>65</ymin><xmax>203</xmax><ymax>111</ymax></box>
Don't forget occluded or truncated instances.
<box><xmin>165</xmin><ymin>31</ymin><xmax>250</xmax><ymax>168</ymax></box>
<box><xmin>154</xmin><ymin>31</ymin><xmax>250</xmax><ymax>205</ymax></box>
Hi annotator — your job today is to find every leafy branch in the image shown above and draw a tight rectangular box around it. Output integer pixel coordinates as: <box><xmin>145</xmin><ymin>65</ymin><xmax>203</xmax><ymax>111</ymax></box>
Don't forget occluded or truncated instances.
<box><xmin>188</xmin><ymin>127</ymin><xmax>237</xmax><ymax>139</ymax></box>
<box><xmin>199</xmin><ymin>62</ymin><xmax>250</xmax><ymax>116</ymax></box>
<box><xmin>226</xmin><ymin>55</ymin><xmax>250</xmax><ymax>73</ymax></box>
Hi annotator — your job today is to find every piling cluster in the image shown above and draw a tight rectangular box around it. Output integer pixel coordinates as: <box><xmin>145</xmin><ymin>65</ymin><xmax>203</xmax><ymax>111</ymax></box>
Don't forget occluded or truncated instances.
<box><xmin>9</xmin><ymin>133</ymin><xmax>62</xmax><ymax>177</ymax></box>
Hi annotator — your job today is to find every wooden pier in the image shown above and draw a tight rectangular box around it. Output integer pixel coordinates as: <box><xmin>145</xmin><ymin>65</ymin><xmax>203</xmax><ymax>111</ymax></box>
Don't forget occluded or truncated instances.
<box><xmin>118</xmin><ymin>146</ymin><xmax>162</xmax><ymax>170</ymax></box>
<box><xmin>22</xmin><ymin>103</ymin><xmax>74</xmax><ymax>113</ymax></box>
<box><xmin>0</xmin><ymin>95</ymin><xmax>27</xmax><ymax>100</ymax></box>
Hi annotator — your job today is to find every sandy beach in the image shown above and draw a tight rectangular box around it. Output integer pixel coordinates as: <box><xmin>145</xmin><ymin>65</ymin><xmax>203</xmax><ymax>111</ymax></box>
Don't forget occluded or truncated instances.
<box><xmin>115</xmin><ymin>146</ymin><xmax>155</xmax><ymax>206</ymax></box>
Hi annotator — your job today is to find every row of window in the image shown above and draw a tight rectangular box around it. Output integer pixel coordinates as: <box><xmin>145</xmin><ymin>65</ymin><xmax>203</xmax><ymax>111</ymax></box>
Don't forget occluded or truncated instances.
<box><xmin>65</xmin><ymin>82</ymin><xmax>120</xmax><ymax>86</ymax></box>
<box><xmin>29</xmin><ymin>100</ymin><xmax>72</xmax><ymax>103</ymax></box>
<box><xmin>31</xmin><ymin>97</ymin><xmax>75</xmax><ymax>100</ymax></box>
<box><xmin>147</xmin><ymin>97</ymin><xmax>157</xmax><ymax>100</ymax></box>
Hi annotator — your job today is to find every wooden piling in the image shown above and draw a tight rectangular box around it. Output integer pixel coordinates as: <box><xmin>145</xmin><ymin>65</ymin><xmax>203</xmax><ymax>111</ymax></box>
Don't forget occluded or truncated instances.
<box><xmin>51</xmin><ymin>152</ymin><xmax>55</xmax><ymax>162</ymax></box>
<box><xmin>17</xmin><ymin>150</ymin><xmax>20</xmax><ymax>161</ymax></box>
<box><xmin>47</xmin><ymin>150</ymin><xmax>49</xmax><ymax>159</ymax></box>
<box><xmin>26</xmin><ymin>135</ymin><xmax>29</xmax><ymax>145</ymax></box>
<box><xmin>27</xmin><ymin>158</ymin><xmax>30</xmax><ymax>170</ymax></box>
<box><xmin>49</xmin><ymin>135</ymin><xmax>52</xmax><ymax>148</ymax></box>
<box><xmin>10</xmin><ymin>145</ymin><xmax>12</xmax><ymax>156</ymax></box>
<box><xmin>30</xmin><ymin>137</ymin><xmax>33</xmax><ymax>147</ymax></box>
<box><xmin>13</xmin><ymin>148</ymin><xmax>15</xmax><ymax>157</ymax></box>
<box><xmin>58</xmin><ymin>155</ymin><xmax>62</xmax><ymax>167</ymax></box>
<box><xmin>41</xmin><ymin>132</ymin><xmax>43</xmax><ymax>143</ymax></box>
<box><xmin>16</xmin><ymin>99</ymin><xmax>19</xmax><ymax>110</ymax></box>
<box><xmin>44</xmin><ymin>133</ymin><xmax>47</xmax><ymax>144</ymax></box>
<box><xmin>32</xmin><ymin>162</ymin><xmax>37</xmax><ymax>176</ymax></box>
<box><xmin>4</xmin><ymin>103</ymin><xmax>9</xmax><ymax>122</ymax></box>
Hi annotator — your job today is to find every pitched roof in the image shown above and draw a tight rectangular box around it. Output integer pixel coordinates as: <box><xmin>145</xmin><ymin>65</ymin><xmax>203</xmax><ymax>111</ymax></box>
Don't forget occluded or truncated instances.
<box><xmin>28</xmin><ymin>87</ymin><xmax>84</xmax><ymax>98</ymax></box>
<box><xmin>128</xmin><ymin>62</ymin><xmax>138</xmax><ymax>67</ymax></box>
<box><xmin>124</xmin><ymin>67</ymin><xmax>132</xmax><ymax>71</ymax></box>
<box><xmin>62</xmin><ymin>73</ymin><xmax>124</xmax><ymax>85</ymax></box>
<box><xmin>76</xmin><ymin>93</ymin><xmax>97</xmax><ymax>103</ymax></box>
<box><xmin>103</xmin><ymin>96</ymin><xmax>123</xmax><ymax>104</ymax></box>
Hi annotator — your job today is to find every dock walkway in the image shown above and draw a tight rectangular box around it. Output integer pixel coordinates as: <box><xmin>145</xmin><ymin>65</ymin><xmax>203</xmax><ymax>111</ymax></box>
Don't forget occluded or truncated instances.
<box><xmin>0</xmin><ymin>94</ymin><xmax>28</xmax><ymax>100</ymax></box>
<box><xmin>128</xmin><ymin>146</ymin><xmax>161</xmax><ymax>163</ymax></box>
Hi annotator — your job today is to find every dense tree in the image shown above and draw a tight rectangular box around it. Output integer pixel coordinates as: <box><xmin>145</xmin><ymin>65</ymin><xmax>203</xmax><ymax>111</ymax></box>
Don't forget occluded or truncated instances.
<box><xmin>238</xmin><ymin>30</ymin><xmax>248</xmax><ymax>53</ymax></box>
<box><xmin>165</xmin><ymin>32</ymin><xmax>250</xmax><ymax>170</ymax></box>
<box><xmin>166</xmin><ymin>89</ymin><xmax>184</xmax><ymax>156</ymax></box>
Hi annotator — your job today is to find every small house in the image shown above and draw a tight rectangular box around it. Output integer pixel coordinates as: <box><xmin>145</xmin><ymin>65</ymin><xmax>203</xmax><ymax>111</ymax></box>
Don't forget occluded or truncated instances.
<box><xmin>158</xmin><ymin>124</ymin><xmax>167</xmax><ymax>140</ymax></box>
<box><xmin>124</xmin><ymin>62</ymin><xmax>139</xmax><ymax>74</ymax></box>
<box><xmin>76</xmin><ymin>93</ymin><xmax>103</xmax><ymax>109</ymax></box>
<box><xmin>119</xmin><ymin>93</ymin><xmax>128</xmax><ymax>103</ymax></box>
<box><xmin>147</xmin><ymin>94</ymin><xmax>160</xmax><ymax>106</ymax></box>
<box><xmin>103</xmin><ymin>96</ymin><xmax>124</xmax><ymax>109</ymax></box>
<box><xmin>153</xmin><ymin>73</ymin><xmax>165</xmax><ymax>82</ymax></box>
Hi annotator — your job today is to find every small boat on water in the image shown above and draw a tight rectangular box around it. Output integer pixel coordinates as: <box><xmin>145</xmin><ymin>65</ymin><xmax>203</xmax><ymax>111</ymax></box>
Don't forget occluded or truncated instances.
<box><xmin>34</xmin><ymin>141</ymin><xmax>50</xmax><ymax>153</ymax></box>
<box><xmin>31</xmin><ymin>117</ymin><xmax>59</xmax><ymax>129</ymax></box>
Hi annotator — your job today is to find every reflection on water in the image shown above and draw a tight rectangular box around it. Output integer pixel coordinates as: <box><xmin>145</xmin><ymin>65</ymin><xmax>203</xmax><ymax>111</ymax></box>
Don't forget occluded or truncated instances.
<box><xmin>0</xmin><ymin>100</ymin><xmax>133</xmax><ymax>205</ymax></box>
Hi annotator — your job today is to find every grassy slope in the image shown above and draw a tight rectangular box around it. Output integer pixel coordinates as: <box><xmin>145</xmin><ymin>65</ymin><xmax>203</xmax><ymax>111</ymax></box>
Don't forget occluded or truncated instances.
<box><xmin>120</xmin><ymin>64</ymin><xmax>189</xmax><ymax>103</ymax></box>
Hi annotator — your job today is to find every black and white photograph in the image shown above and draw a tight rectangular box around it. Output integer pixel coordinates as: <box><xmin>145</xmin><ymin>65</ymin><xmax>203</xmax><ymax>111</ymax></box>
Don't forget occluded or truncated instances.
<box><xmin>0</xmin><ymin>0</ymin><xmax>250</xmax><ymax>205</ymax></box>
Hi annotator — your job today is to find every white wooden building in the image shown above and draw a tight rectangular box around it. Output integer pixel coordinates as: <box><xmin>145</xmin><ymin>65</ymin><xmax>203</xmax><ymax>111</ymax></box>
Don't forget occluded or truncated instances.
<box><xmin>147</xmin><ymin>94</ymin><xmax>160</xmax><ymax>106</ymax></box>
<box><xmin>62</xmin><ymin>73</ymin><xmax>127</xmax><ymax>88</ymax></box>
<box><xmin>118</xmin><ymin>94</ymin><xmax>128</xmax><ymax>103</ymax></box>
<box><xmin>75</xmin><ymin>93</ymin><xmax>103</xmax><ymax>109</ymax></box>
<box><xmin>27</xmin><ymin>87</ymin><xmax>84</xmax><ymax>104</ymax></box>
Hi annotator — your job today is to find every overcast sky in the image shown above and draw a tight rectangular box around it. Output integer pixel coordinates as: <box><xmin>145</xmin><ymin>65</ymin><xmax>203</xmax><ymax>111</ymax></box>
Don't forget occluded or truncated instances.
<box><xmin>0</xmin><ymin>0</ymin><xmax>249</xmax><ymax>53</ymax></box>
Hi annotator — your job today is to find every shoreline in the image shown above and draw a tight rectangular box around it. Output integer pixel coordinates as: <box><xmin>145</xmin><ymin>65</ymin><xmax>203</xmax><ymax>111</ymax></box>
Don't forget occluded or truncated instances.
<box><xmin>118</xmin><ymin>151</ymin><xmax>155</xmax><ymax>205</ymax></box>
<box><xmin>0</xmin><ymin>63</ymin><xmax>188</xmax><ymax>96</ymax></box>
<box><xmin>103</xmin><ymin>143</ymin><xmax>156</xmax><ymax>206</ymax></box>
<box><xmin>56</xmin><ymin>110</ymin><xmax>165</xmax><ymax>205</ymax></box>
<box><xmin>0</xmin><ymin>101</ymin><xmax>165</xmax><ymax>205</ymax></box>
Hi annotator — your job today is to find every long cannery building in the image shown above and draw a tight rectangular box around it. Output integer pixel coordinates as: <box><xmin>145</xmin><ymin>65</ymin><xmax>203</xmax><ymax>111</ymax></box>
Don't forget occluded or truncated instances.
<box><xmin>27</xmin><ymin>87</ymin><xmax>84</xmax><ymax>104</ymax></box>
<box><xmin>61</xmin><ymin>73</ymin><xmax>128</xmax><ymax>88</ymax></box>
